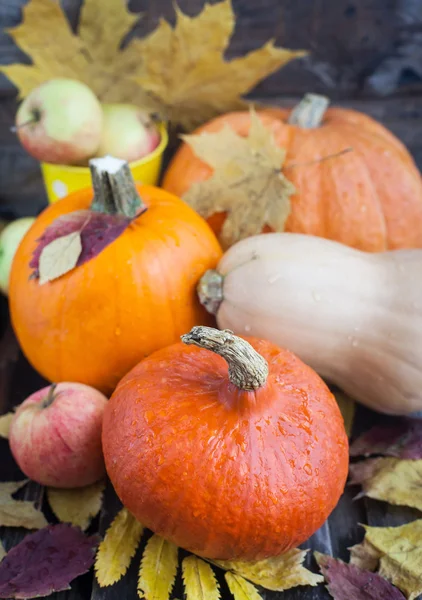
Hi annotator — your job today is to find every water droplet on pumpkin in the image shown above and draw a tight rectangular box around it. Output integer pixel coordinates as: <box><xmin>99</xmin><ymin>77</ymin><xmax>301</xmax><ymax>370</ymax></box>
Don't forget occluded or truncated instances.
<box><xmin>312</xmin><ymin>291</ymin><xmax>321</xmax><ymax>302</ymax></box>
<box><xmin>267</xmin><ymin>274</ymin><xmax>280</xmax><ymax>284</ymax></box>
<box><xmin>144</xmin><ymin>410</ymin><xmax>154</xmax><ymax>423</ymax></box>
<box><xmin>304</xmin><ymin>464</ymin><xmax>313</xmax><ymax>476</ymax></box>
<box><xmin>351</xmin><ymin>339</ymin><xmax>358</xmax><ymax>347</ymax></box>
<box><xmin>131</xmin><ymin>420</ymin><xmax>137</xmax><ymax>426</ymax></box>
<box><xmin>244</xmin><ymin>324</ymin><xmax>251</xmax><ymax>332</ymax></box>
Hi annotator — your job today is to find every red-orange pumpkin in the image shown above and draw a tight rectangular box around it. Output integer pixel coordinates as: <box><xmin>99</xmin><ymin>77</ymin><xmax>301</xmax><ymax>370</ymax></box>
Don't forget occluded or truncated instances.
<box><xmin>103</xmin><ymin>326</ymin><xmax>348</xmax><ymax>560</ymax></box>
<box><xmin>9</xmin><ymin>160</ymin><xmax>222</xmax><ymax>395</ymax></box>
<box><xmin>163</xmin><ymin>94</ymin><xmax>422</xmax><ymax>252</ymax></box>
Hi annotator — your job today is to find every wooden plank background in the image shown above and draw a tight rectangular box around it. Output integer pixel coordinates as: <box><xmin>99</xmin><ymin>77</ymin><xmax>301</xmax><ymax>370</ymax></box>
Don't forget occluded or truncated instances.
<box><xmin>0</xmin><ymin>1</ymin><xmax>421</xmax><ymax>599</ymax></box>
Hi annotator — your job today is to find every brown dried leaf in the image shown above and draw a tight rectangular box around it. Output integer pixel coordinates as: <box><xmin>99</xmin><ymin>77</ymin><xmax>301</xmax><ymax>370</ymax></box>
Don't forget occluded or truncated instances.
<box><xmin>213</xmin><ymin>548</ymin><xmax>323</xmax><ymax>591</ymax></box>
<box><xmin>47</xmin><ymin>479</ymin><xmax>105</xmax><ymax>531</ymax></box>
<box><xmin>349</xmin><ymin>458</ymin><xmax>422</xmax><ymax>511</ymax></box>
<box><xmin>95</xmin><ymin>507</ymin><xmax>144</xmax><ymax>587</ymax></box>
<box><xmin>183</xmin><ymin>110</ymin><xmax>295</xmax><ymax>248</ymax></box>
<box><xmin>362</xmin><ymin>520</ymin><xmax>422</xmax><ymax>600</ymax></box>
<box><xmin>0</xmin><ymin>480</ymin><xmax>47</xmax><ymax>529</ymax></box>
<box><xmin>0</xmin><ymin>413</ymin><xmax>13</xmax><ymax>439</ymax></box>
<box><xmin>38</xmin><ymin>231</ymin><xmax>82</xmax><ymax>285</ymax></box>
<box><xmin>349</xmin><ymin>538</ymin><xmax>381</xmax><ymax>571</ymax></box>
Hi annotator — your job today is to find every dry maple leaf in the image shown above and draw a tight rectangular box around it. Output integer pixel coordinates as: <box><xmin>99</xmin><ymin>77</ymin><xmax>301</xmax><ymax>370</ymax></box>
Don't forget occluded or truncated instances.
<box><xmin>137</xmin><ymin>534</ymin><xmax>179</xmax><ymax>600</ymax></box>
<box><xmin>130</xmin><ymin>0</ymin><xmax>306</xmax><ymax>130</ymax></box>
<box><xmin>349</xmin><ymin>457</ymin><xmax>422</xmax><ymax>511</ymax></box>
<box><xmin>0</xmin><ymin>0</ymin><xmax>147</xmax><ymax>103</ymax></box>
<box><xmin>183</xmin><ymin>110</ymin><xmax>296</xmax><ymax>248</ymax></box>
<box><xmin>350</xmin><ymin>420</ymin><xmax>422</xmax><ymax>459</ymax></box>
<box><xmin>0</xmin><ymin>413</ymin><xmax>13</xmax><ymax>439</ymax></box>
<box><xmin>182</xmin><ymin>556</ymin><xmax>220</xmax><ymax>600</ymax></box>
<box><xmin>350</xmin><ymin>521</ymin><xmax>422</xmax><ymax>600</ymax></box>
<box><xmin>225</xmin><ymin>572</ymin><xmax>262</xmax><ymax>600</ymax></box>
<box><xmin>47</xmin><ymin>479</ymin><xmax>105</xmax><ymax>531</ymax></box>
<box><xmin>0</xmin><ymin>480</ymin><xmax>47</xmax><ymax>530</ymax></box>
<box><xmin>95</xmin><ymin>507</ymin><xmax>144</xmax><ymax>587</ymax></box>
<box><xmin>213</xmin><ymin>548</ymin><xmax>323</xmax><ymax>591</ymax></box>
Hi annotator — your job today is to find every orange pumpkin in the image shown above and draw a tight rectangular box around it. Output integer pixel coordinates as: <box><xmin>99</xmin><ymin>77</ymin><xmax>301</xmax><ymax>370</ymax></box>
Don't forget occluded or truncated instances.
<box><xmin>9</xmin><ymin>160</ymin><xmax>222</xmax><ymax>395</ymax></box>
<box><xmin>163</xmin><ymin>94</ymin><xmax>422</xmax><ymax>252</ymax></box>
<box><xmin>103</xmin><ymin>326</ymin><xmax>349</xmax><ymax>560</ymax></box>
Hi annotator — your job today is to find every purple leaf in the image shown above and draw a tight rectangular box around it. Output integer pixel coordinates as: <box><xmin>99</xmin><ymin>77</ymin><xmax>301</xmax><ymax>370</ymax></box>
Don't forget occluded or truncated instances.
<box><xmin>30</xmin><ymin>210</ymin><xmax>131</xmax><ymax>278</ymax></box>
<box><xmin>315</xmin><ymin>552</ymin><xmax>405</xmax><ymax>600</ymax></box>
<box><xmin>0</xmin><ymin>524</ymin><xmax>99</xmax><ymax>599</ymax></box>
<box><xmin>350</xmin><ymin>420</ymin><xmax>422</xmax><ymax>459</ymax></box>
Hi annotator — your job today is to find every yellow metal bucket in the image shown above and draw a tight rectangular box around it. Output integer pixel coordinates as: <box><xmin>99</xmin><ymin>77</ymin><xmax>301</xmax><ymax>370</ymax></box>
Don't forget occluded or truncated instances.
<box><xmin>41</xmin><ymin>122</ymin><xmax>168</xmax><ymax>203</ymax></box>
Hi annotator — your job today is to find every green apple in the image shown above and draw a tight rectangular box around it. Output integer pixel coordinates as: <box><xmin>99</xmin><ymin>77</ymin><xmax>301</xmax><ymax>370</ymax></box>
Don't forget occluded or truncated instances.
<box><xmin>0</xmin><ymin>218</ymin><xmax>35</xmax><ymax>295</ymax></box>
<box><xmin>96</xmin><ymin>104</ymin><xmax>160</xmax><ymax>163</ymax></box>
<box><xmin>15</xmin><ymin>78</ymin><xmax>103</xmax><ymax>165</ymax></box>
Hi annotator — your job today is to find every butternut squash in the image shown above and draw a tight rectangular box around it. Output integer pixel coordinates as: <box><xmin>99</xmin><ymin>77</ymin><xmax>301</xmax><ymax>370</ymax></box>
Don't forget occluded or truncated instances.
<box><xmin>198</xmin><ymin>233</ymin><xmax>422</xmax><ymax>416</ymax></box>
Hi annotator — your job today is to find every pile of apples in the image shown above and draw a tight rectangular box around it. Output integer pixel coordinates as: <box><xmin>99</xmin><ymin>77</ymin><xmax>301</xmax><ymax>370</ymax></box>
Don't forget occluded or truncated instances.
<box><xmin>15</xmin><ymin>78</ymin><xmax>160</xmax><ymax>166</ymax></box>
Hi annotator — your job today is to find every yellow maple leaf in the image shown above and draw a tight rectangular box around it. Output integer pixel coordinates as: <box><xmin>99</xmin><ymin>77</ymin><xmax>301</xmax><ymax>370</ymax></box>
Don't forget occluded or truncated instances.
<box><xmin>349</xmin><ymin>538</ymin><xmax>382</xmax><ymax>571</ymax></box>
<box><xmin>332</xmin><ymin>389</ymin><xmax>355</xmax><ymax>438</ymax></box>
<box><xmin>0</xmin><ymin>480</ymin><xmax>47</xmax><ymax>529</ymax></box>
<box><xmin>183</xmin><ymin>109</ymin><xmax>295</xmax><ymax>248</ymax></box>
<box><xmin>182</xmin><ymin>555</ymin><xmax>221</xmax><ymax>600</ymax></box>
<box><xmin>349</xmin><ymin>457</ymin><xmax>422</xmax><ymax>511</ymax></box>
<box><xmin>213</xmin><ymin>548</ymin><xmax>323</xmax><ymax>591</ymax></box>
<box><xmin>47</xmin><ymin>479</ymin><xmax>105</xmax><ymax>531</ymax></box>
<box><xmin>131</xmin><ymin>0</ymin><xmax>306</xmax><ymax>130</ymax></box>
<box><xmin>225</xmin><ymin>572</ymin><xmax>263</xmax><ymax>600</ymax></box>
<box><xmin>0</xmin><ymin>0</ymin><xmax>147</xmax><ymax>103</ymax></box>
<box><xmin>137</xmin><ymin>534</ymin><xmax>179</xmax><ymax>600</ymax></box>
<box><xmin>356</xmin><ymin>520</ymin><xmax>422</xmax><ymax>600</ymax></box>
<box><xmin>0</xmin><ymin>412</ymin><xmax>14</xmax><ymax>438</ymax></box>
<box><xmin>95</xmin><ymin>507</ymin><xmax>144</xmax><ymax>587</ymax></box>
<box><xmin>0</xmin><ymin>541</ymin><xmax>6</xmax><ymax>562</ymax></box>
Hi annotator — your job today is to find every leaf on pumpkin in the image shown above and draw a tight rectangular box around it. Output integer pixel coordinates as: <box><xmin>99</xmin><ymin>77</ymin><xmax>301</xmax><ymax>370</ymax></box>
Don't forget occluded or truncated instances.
<box><xmin>356</xmin><ymin>520</ymin><xmax>422</xmax><ymax>600</ymax></box>
<box><xmin>31</xmin><ymin>209</ymin><xmax>131</xmax><ymax>283</ymax></box>
<box><xmin>0</xmin><ymin>413</ymin><xmax>14</xmax><ymax>439</ymax></box>
<box><xmin>314</xmin><ymin>551</ymin><xmax>405</xmax><ymax>600</ymax></box>
<box><xmin>213</xmin><ymin>548</ymin><xmax>323</xmax><ymax>591</ymax></box>
<box><xmin>183</xmin><ymin>109</ymin><xmax>296</xmax><ymax>248</ymax></box>
<box><xmin>129</xmin><ymin>0</ymin><xmax>306</xmax><ymax>130</ymax></box>
<box><xmin>95</xmin><ymin>507</ymin><xmax>144</xmax><ymax>587</ymax></box>
<box><xmin>332</xmin><ymin>390</ymin><xmax>355</xmax><ymax>438</ymax></box>
<box><xmin>137</xmin><ymin>534</ymin><xmax>179</xmax><ymax>600</ymax></box>
<box><xmin>182</xmin><ymin>555</ymin><xmax>221</xmax><ymax>600</ymax></box>
<box><xmin>0</xmin><ymin>480</ymin><xmax>47</xmax><ymax>530</ymax></box>
<box><xmin>0</xmin><ymin>0</ymin><xmax>147</xmax><ymax>103</ymax></box>
<box><xmin>349</xmin><ymin>457</ymin><xmax>422</xmax><ymax>511</ymax></box>
<box><xmin>225</xmin><ymin>572</ymin><xmax>263</xmax><ymax>600</ymax></box>
<box><xmin>47</xmin><ymin>479</ymin><xmax>105</xmax><ymax>531</ymax></box>
<box><xmin>0</xmin><ymin>523</ymin><xmax>99</xmax><ymax>599</ymax></box>
<box><xmin>350</xmin><ymin>420</ymin><xmax>422</xmax><ymax>459</ymax></box>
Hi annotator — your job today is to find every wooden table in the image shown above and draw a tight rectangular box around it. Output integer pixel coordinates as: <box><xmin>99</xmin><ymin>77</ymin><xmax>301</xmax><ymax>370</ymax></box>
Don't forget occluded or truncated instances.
<box><xmin>1</xmin><ymin>298</ymin><xmax>421</xmax><ymax>600</ymax></box>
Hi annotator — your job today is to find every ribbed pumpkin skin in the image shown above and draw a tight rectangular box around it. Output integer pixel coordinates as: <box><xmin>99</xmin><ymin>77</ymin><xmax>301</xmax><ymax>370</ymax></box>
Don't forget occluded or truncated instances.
<box><xmin>102</xmin><ymin>337</ymin><xmax>348</xmax><ymax>560</ymax></box>
<box><xmin>162</xmin><ymin>108</ymin><xmax>422</xmax><ymax>252</ymax></box>
<box><xmin>9</xmin><ymin>186</ymin><xmax>222</xmax><ymax>395</ymax></box>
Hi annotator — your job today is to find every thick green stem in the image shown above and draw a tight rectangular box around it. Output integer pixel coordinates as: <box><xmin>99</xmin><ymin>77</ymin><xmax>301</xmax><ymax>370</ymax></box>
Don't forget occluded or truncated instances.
<box><xmin>89</xmin><ymin>156</ymin><xmax>146</xmax><ymax>219</ymax></box>
<box><xmin>182</xmin><ymin>326</ymin><xmax>268</xmax><ymax>391</ymax></box>
<box><xmin>288</xmin><ymin>93</ymin><xmax>330</xmax><ymax>128</ymax></box>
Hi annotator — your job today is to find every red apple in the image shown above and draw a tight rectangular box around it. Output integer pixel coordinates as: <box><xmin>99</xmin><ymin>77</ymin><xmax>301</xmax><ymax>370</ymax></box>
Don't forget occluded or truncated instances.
<box><xmin>96</xmin><ymin>103</ymin><xmax>160</xmax><ymax>162</ymax></box>
<box><xmin>9</xmin><ymin>382</ymin><xmax>108</xmax><ymax>488</ymax></box>
<box><xmin>15</xmin><ymin>78</ymin><xmax>103</xmax><ymax>165</ymax></box>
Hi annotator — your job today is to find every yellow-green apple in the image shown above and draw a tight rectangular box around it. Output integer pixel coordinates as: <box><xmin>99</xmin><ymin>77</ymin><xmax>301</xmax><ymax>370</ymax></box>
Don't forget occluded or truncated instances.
<box><xmin>96</xmin><ymin>103</ymin><xmax>160</xmax><ymax>162</ymax></box>
<box><xmin>0</xmin><ymin>217</ymin><xmax>35</xmax><ymax>295</ymax></box>
<box><xmin>15</xmin><ymin>78</ymin><xmax>103</xmax><ymax>165</ymax></box>
<box><xmin>9</xmin><ymin>383</ymin><xmax>108</xmax><ymax>488</ymax></box>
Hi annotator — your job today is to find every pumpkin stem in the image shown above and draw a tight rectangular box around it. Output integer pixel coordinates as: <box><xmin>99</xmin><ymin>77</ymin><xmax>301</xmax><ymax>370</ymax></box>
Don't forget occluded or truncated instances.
<box><xmin>288</xmin><ymin>93</ymin><xmax>330</xmax><ymax>128</ymax></box>
<box><xmin>89</xmin><ymin>156</ymin><xmax>146</xmax><ymax>219</ymax></box>
<box><xmin>197</xmin><ymin>269</ymin><xmax>224</xmax><ymax>315</ymax></box>
<box><xmin>182</xmin><ymin>326</ymin><xmax>268</xmax><ymax>391</ymax></box>
<box><xmin>41</xmin><ymin>383</ymin><xmax>58</xmax><ymax>409</ymax></box>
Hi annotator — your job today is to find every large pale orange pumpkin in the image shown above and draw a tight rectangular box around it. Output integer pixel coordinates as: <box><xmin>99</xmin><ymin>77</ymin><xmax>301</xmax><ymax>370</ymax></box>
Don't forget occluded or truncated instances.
<box><xmin>163</xmin><ymin>94</ymin><xmax>422</xmax><ymax>252</ymax></box>
<box><xmin>103</xmin><ymin>326</ymin><xmax>349</xmax><ymax>560</ymax></box>
<box><xmin>9</xmin><ymin>159</ymin><xmax>222</xmax><ymax>394</ymax></box>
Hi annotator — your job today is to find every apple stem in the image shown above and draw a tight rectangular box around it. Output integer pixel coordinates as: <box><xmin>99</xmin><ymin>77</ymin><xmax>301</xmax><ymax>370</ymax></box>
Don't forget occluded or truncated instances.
<box><xmin>10</xmin><ymin>117</ymin><xmax>38</xmax><ymax>133</ymax></box>
<box><xmin>42</xmin><ymin>383</ymin><xmax>58</xmax><ymax>409</ymax></box>
<box><xmin>89</xmin><ymin>156</ymin><xmax>147</xmax><ymax>219</ymax></box>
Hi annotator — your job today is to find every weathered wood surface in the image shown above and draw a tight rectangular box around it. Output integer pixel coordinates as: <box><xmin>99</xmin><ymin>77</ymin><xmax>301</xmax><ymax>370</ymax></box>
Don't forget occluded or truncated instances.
<box><xmin>0</xmin><ymin>0</ymin><xmax>422</xmax><ymax>216</ymax></box>
<box><xmin>1</xmin><ymin>301</ymin><xmax>421</xmax><ymax>600</ymax></box>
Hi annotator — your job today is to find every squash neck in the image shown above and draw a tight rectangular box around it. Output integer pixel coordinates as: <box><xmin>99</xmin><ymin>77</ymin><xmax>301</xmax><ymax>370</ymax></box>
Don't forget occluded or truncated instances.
<box><xmin>89</xmin><ymin>156</ymin><xmax>147</xmax><ymax>218</ymax></box>
<box><xmin>182</xmin><ymin>326</ymin><xmax>268</xmax><ymax>391</ymax></box>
